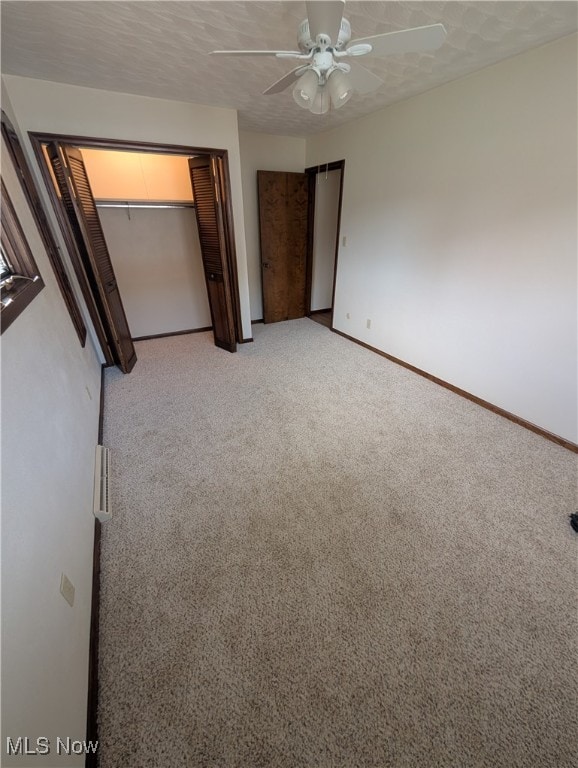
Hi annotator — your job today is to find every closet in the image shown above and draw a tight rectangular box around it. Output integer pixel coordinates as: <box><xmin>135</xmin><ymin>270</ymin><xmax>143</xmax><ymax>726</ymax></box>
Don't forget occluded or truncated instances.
<box><xmin>81</xmin><ymin>149</ymin><xmax>211</xmax><ymax>339</ymax></box>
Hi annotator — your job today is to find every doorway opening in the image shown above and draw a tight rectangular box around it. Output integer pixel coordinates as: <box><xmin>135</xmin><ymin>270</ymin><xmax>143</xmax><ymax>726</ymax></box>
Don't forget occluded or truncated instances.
<box><xmin>305</xmin><ymin>160</ymin><xmax>345</xmax><ymax>331</ymax></box>
<box><xmin>30</xmin><ymin>133</ymin><xmax>243</xmax><ymax>372</ymax></box>
<box><xmin>256</xmin><ymin>161</ymin><xmax>344</xmax><ymax>329</ymax></box>
<box><xmin>62</xmin><ymin>147</ymin><xmax>210</xmax><ymax>343</ymax></box>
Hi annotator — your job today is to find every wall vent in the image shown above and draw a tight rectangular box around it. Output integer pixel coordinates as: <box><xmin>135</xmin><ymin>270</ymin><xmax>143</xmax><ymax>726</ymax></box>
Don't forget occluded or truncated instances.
<box><xmin>93</xmin><ymin>445</ymin><xmax>112</xmax><ymax>522</ymax></box>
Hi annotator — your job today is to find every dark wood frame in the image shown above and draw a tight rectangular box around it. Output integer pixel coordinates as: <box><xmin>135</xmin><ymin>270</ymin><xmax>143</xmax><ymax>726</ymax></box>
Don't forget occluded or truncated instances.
<box><xmin>133</xmin><ymin>326</ymin><xmax>212</xmax><ymax>342</ymax></box>
<box><xmin>257</xmin><ymin>170</ymin><xmax>311</xmax><ymax>326</ymax></box>
<box><xmin>29</xmin><ymin>132</ymin><xmax>245</xmax><ymax>357</ymax></box>
<box><xmin>216</xmin><ymin>154</ymin><xmax>244</xmax><ymax>344</ymax></box>
<box><xmin>86</xmin><ymin>510</ymin><xmax>100</xmax><ymax>768</ymax></box>
<box><xmin>85</xmin><ymin>364</ymin><xmax>105</xmax><ymax>768</ymax></box>
<box><xmin>305</xmin><ymin>160</ymin><xmax>345</xmax><ymax>328</ymax></box>
<box><xmin>1</xmin><ymin>179</ymin><xmax>45</xmax><ymax>332</ymax></box>
<box><xmin>1</xmin><ymin>112</ymin><xmax>86</xmax><ymax>344</ymax></box>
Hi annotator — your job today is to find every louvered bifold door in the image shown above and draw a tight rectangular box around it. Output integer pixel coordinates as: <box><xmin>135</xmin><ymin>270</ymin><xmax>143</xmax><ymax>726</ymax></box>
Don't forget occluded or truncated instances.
<box><xmin>46</xmin><ymin>143</ymin><xmax>114</xmax><ymax>366</ymax></box>
<box><xmin>188</xmin><ymin>156</ymin><xmax>236</xmax><ymax>353</ymax></box>
<box><xmin>48</xmin><ymin>144</ymin><xmax>136</xmax><ymax>373</ymax></box>
<box><xmin>213</xmin><ymin>155</ymin><xmax>243</xmax><ymax>344</ymax></box>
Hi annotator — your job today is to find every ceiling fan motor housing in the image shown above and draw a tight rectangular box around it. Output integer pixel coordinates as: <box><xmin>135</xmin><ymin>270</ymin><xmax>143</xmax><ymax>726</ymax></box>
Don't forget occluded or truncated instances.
<box><xmin>297</xmin><ymin>17</ymin><xmax>352</xmax><ymax>51</ymax></box>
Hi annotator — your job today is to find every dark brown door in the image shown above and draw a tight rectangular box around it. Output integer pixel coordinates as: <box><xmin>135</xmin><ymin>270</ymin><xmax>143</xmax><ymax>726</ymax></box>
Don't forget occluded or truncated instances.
<box><xmin>213</xmin><ymin>154</ymin><xmax>243</xmax><ymax>344</ymax></box>
<box><xmin>258</xmin><ymin>171</ymin><xmax>308</xmax><ymax>323</ymax></box>
<box><xmin>188</xmin><ymin>156</ymin><xmax>236</xmax><ymax>353</ymax></box>
<box><xmin>47</xmin><ymin>144</ymin><xmax>136</xmax><ymax>373</ymax></box>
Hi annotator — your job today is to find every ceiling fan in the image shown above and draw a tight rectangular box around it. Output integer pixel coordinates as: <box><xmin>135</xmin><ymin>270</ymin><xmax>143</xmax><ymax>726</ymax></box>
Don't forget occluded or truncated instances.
<box><xmin>211</xmin><ymin>0</ymin><xmax>447</xmax><ymax>114</ymax></box>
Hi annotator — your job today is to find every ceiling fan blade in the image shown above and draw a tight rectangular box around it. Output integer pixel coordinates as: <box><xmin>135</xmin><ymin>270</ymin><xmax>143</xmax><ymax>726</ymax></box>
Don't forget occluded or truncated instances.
<box><xmin>347</xmin><ymin>63</ymin><xmax>384</xmax><ymax>95</ymax></box>
<box><xmin>349</xmin><ymin>23</ymin><xmax>447</xmax><ymax>57</ymax></box>
<box><xmin>263</xmin><ymin>67</ymin><xmax>308</xmax><ymax>95</ymax></box>
<box><xmin>211</xmin><ymin>49</ymin><xmax>302</xmax><ymax>57</ymax></box>
<box><xmin>306</xmin><ymin>0</ymin><xmax>345</xmax><ymax>43</ymax></box>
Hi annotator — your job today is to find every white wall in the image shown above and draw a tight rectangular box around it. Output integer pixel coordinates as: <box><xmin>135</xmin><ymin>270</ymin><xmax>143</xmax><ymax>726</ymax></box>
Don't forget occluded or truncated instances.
<box><xmin>239</xmin><ymin>131</ymin><xmax>306</xmax><ymax>320</ymax></box>
<box><xmin>1</xmin><ymin>75</ymin><xmax>252</xmax><ymax>341</ymax></box>
<box><xmin>306</xmin><ymin>34</ymin><xmax>578</xmax><ymax>443</ymax></box>
<box><xmin>99</xmin><ymin>207</ymin><xmax>211</xmax><ymax>337</ymax></box>
<box><xmin>311</xmin><ymin>168</ymin><xmax>341</xmax><ymax>311</ymax></box>
<box><xmin>1</xmin><ymin>95</ymin><xmax>102</xmax><ymax>765</ymax></box>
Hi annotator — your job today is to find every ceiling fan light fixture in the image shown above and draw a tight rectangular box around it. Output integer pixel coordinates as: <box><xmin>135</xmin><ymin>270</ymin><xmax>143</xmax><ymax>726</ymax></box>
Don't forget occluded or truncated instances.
<box><xmin>292</xmin><ymin>70</ymin><xmax>319</xmax><ymax>108</ymax></box>
<box><xmin>309</xmin><ymin>86</ymin><xmax>330</xmax><ymax>115</ymax></box>
<box><xmin>212</xmin><ymin>1</ymin><xmax>448</xmax><ymax>118</ymax></box>
<box><xmin>328</xmin><ymin>69</ymin><xmax>353</xmax><ymax>108</ymax></box>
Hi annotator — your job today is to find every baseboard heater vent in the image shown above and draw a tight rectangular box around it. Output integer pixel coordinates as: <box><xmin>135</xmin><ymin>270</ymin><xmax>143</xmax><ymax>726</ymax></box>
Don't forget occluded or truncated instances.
<box><xmin>93</xmin><ymin>445</ymin><xmax>112</xmax><ymax>522</ymax></box>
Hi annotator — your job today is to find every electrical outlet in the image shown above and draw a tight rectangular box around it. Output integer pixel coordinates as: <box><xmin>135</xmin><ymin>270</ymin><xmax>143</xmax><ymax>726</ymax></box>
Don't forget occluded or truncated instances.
<box><xmin>346</xmin><ymin>312</ymin><xmax>351</xmax><ymax>320</ymax></box>
<box><xmin>342</xmin><ymin>236</ymin><xmax>347</xmax><ymax>247</ymax></box>
<box><xmin>60</xmin><ymin>573</ymin><xmax>75</xmax><ymax>607</ymax></box>
<box><xmin>85</xmin><ymin>386</ymin><xmax>92</xmax><ymax>401</ymax></box>
<box><xmin>366</xmin><ymin>319</ymin><xmax>371</xmax><ymax>329</ymax></box>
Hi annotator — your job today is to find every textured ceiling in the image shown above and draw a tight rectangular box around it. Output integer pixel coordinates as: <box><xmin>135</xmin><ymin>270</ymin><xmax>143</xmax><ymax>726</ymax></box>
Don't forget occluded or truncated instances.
<box><xmin>1</xmin><ymin>1</ymin><xmax>577</xmax><ymax>136</ymax></box>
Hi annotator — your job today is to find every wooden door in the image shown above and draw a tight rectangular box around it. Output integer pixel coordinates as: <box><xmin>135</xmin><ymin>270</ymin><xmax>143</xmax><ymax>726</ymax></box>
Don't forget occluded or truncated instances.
<box><xmin>47</xmin><ymin>144</ymin><xmax>136</xmax><ymax>373</ymax></box>
<box><xmin>213</xmin><ymin>154</ymin><xmax>243</xmax><ymax>343</ymax></box>
<box><xmin>188</xmin><ymin>156</ymin><xmax>236</xmax><ymax>353</ymax></box>
<box><xmin>258</xmin><ymin>171</ymin><xmax>308</xmax><ymax>323</ymax></box>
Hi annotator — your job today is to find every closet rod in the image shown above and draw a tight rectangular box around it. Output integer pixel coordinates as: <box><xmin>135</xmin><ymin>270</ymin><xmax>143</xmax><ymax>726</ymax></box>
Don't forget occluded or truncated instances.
<box><xmin>95</xmin><ymin>200</ymin><xmax>195</xmax><ymax>210</ymax></box>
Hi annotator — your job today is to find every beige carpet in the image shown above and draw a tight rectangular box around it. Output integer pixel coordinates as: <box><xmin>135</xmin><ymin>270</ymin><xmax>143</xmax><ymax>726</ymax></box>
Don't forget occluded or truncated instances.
<box><xmin>99</xmin><ymin>318</ymin><xmax>577</xmax><ymax>768</ymax></box>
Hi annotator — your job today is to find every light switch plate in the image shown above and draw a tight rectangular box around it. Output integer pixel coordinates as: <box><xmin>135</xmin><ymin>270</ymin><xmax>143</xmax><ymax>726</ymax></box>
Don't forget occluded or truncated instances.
<box><xmin>60</xmin><ymin>573</ymin><xmax>75</xmax><ymax>607</ymax></box>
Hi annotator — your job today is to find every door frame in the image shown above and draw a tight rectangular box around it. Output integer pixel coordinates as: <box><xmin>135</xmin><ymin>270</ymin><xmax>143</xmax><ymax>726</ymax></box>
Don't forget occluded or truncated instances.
<box><xmin>29</xmin><ymin>131</ymin><xmax>245</xmax><ymax>359</ymax></box>
<box><xmin>1</xmin><ymin>111</ymin><xmax>88</xmax><ymax>348</ymax></box>
<box><xmin>304</xmin><ymin>160</ymin><xmax>345</xmax><ymax>330</ymax></box>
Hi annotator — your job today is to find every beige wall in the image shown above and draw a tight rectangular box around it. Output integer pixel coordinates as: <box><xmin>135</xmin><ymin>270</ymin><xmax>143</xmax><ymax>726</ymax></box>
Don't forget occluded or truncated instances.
<box><xmin>1</xmin><ymin>88</ymin><xmax>102</xmax><ymax>767</ymax></box>
<box><xmin>239</xmin><ymin>131</ymin><xmax>306</xmax><ymax>320</ymax></box>
<box><xmin>81</xmin><ymin>149</ymin><xmax>193</xmax><ymax>201</ymax></box>
<box><xmin>306</xmin><ymin>34</ymin><xmax>578</xmax><ymax>443</ymax></box>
